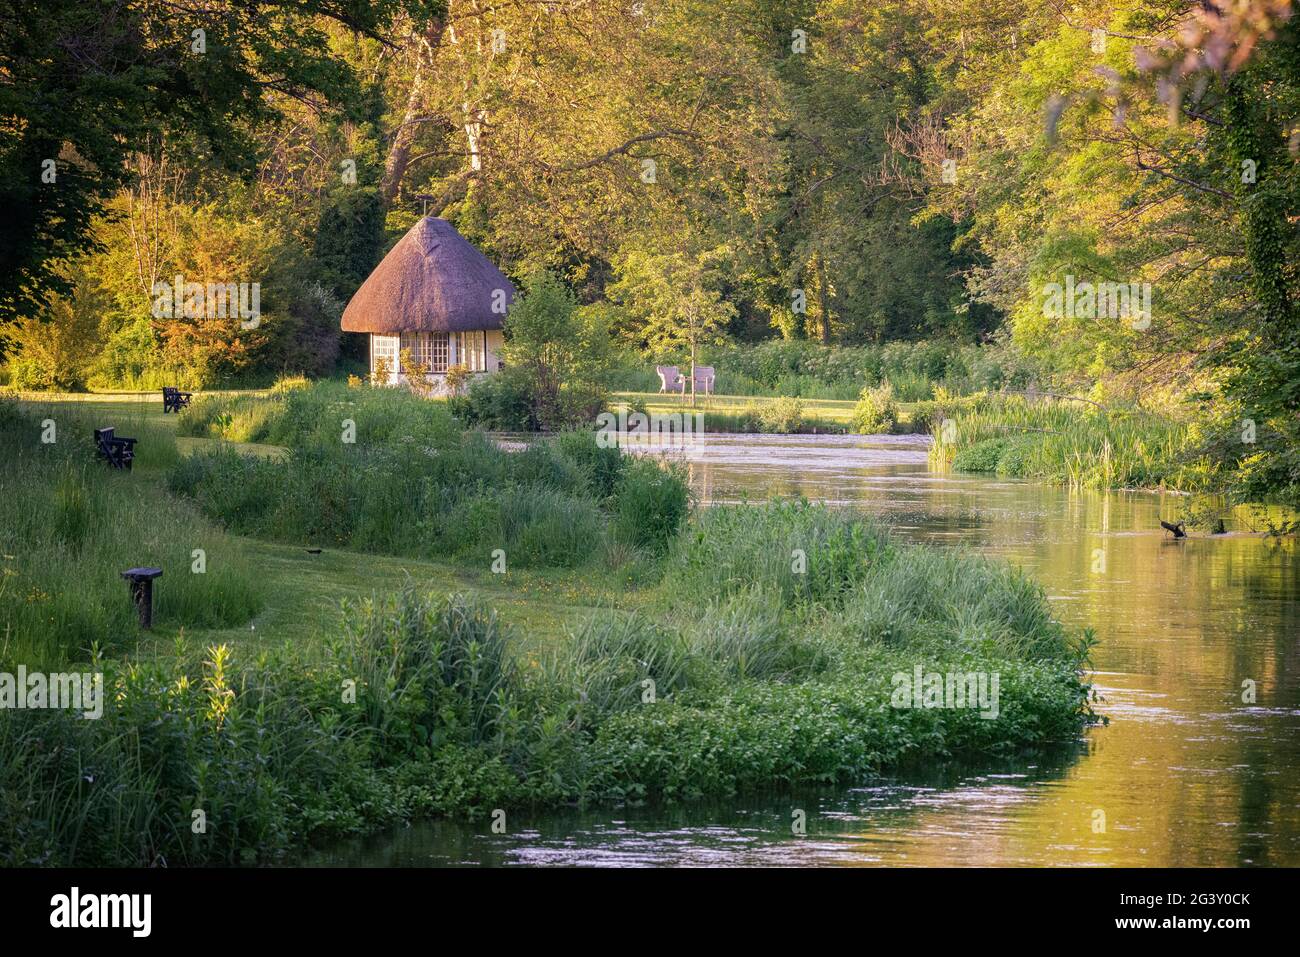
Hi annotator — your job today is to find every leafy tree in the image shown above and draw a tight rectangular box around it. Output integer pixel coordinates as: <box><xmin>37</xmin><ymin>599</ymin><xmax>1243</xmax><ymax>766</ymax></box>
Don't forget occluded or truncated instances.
<box><xmin>607</xmin><ymin>246</ymin><xmax>737</xmax><ymax>358</ymax></box>
<box><xmin>500</xmin><ymin>271</ymin><xmax>614</xmax><ymax>430</ymax></box>
<box><xmin>0</xmin><ymin>0</ymin><xmax>444</xmax><ymax>322</ymax></box>
<box><xmin>314</xmin><ymin>187</ymin><xmax>386</xmax><ymax>300</ymax></box>
<box><xmin>3</xmin><ymin>272</ymin><xmax>102</xmax><ymax>390</ymax></box>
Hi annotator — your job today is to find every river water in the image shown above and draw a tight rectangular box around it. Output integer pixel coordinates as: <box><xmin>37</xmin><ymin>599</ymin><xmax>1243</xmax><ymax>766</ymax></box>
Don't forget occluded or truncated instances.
<box><xmin>314</xmin><ymin>434</ymin><xmax>1300</xmax><ymax>866</ymax></box>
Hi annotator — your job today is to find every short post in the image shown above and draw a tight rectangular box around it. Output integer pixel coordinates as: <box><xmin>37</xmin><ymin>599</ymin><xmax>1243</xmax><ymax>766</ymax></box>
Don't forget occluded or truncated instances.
<box><xmin>120</xmin><ymin>567</ymin><xmax>163</xmax><ymax>629</ymax></box>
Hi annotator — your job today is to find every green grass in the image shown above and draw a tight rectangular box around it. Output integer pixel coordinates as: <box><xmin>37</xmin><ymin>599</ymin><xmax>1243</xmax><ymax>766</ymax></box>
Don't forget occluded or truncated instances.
<box><xmin>0</xmin><ymin>392</ymin><xmax>1099</xmax><ymax>866</ymax></box>
<box><xmin>0</xmin><ymin>400</ymin><xmax>264</xmax><ymax>668</ymax></box>
<box><xmin>1</xmin><ymin>504</ymin><xmax>1097</xmax><ymax>864</ymax></box>
<box><xmin>930</xmin><ymin>393</ymin><xmax>1207</xmax><ymax>491</ymax></box>
<box><xmin>609</xmin><ymin>339</ymin><xmax>1038</xmax><ymax>402</ymax></box>
<box><xmin>168</xmin><ymin>386</ymin><xmax>690</xmax><ymax>571</ymax></box>
<box><xmin>615</xmin><ymin>391</ymin><xmax>855</xmax><ymax>430</ymax></box>
<box><xmin>129</xmin><ymin>539</ymin><xmax>622</xmax><ymax>659</ymax></box>
<box><xmin>614</xmin><ymin>391</ymin><xmax>940</xmax><ymax>435</ymax></box>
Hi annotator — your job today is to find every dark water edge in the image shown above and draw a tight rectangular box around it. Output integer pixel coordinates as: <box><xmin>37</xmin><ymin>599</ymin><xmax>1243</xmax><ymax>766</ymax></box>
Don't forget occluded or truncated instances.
<box><xmin>302</xmin><ymin>745</ymin><xmax>1092</xmax><ymax>867</ymax></box>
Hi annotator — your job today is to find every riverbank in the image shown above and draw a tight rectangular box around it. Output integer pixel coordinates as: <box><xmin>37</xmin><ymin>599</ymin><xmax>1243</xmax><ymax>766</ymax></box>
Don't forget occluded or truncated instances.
<box><xmin>318</xmin><ymin>433</ymin><xmax>1300</xmax><ymax>867</ymax></box>
<box><xmin>1</xmin><ymin>391</ymin><xmax>1097</xmax><ymax>865</ymax></box>
<box><xmin>5</xmin><ymin>385</ymin><xmax>933</xmax><ymax>438</ymax></box>
<box><xmin>927</xmin><ymin>393</ymin><xmax>1300</xmax><ymax>533</ymax></box>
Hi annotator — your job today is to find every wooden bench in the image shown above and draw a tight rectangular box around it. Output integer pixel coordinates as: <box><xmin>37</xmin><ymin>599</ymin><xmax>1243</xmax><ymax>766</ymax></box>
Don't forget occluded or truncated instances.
<box><xmin>162</xmin><ymin>386</ymin><xmax>193</xmax><ymax>413</ymax></box>
<box><xmin>94</xmin><ymin>427</ymin><xmax>137</xmax><ymax>470</ymax></box>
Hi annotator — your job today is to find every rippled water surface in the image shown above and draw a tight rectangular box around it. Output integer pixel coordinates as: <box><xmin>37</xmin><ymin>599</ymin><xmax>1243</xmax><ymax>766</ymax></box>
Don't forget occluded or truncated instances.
<box><xmin>313</xmin><ymin>434</ymin><xmax>1300</xmax><ymax>866</ymax></box>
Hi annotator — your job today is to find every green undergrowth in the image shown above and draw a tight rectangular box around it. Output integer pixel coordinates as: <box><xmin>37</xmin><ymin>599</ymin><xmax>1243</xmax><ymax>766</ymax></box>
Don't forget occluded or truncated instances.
<box><xmin>2</xmin><ymin>497</ymin><xmax>1098</xmax><ymax>866</ymax></box>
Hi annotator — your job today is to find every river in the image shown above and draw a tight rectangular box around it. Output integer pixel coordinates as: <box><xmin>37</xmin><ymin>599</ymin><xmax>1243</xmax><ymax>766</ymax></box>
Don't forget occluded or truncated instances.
<box><xmin>313</xmin><ymin>433</ymin><xmax>1300</xmax><ymax>866</ymax></box>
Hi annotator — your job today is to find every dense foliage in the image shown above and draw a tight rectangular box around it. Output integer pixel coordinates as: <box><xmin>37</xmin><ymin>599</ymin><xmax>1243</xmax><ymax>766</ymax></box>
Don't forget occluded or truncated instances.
<box><xmin>0</xmin><ymin>393</ymin><xmax>1097</xmax><ymax>865</ymax></box>
<box><xmin>3</xmin><ymin>2</ymin><xmax>1296</xmax><ymax>505</ymax></box>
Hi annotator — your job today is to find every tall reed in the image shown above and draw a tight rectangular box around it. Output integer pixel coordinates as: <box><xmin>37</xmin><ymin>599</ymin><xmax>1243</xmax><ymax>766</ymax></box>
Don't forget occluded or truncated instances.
<box><xmin>930</xmin><ymin>393</ymin><xmax>1199</xmax><ymax>490</ymax></box>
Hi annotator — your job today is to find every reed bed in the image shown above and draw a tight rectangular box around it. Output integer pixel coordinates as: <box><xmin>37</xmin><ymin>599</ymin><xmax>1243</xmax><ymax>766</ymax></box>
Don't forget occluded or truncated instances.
<box><xmin>929</xmin><ymin>394</ymin><xmax>1205</xmax><ymax>491</ymax></box>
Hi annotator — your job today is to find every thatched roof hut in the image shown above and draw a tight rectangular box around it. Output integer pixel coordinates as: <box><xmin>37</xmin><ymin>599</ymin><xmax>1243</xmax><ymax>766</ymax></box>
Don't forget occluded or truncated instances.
<box><xmin>342</xmin><ymin>217</ymin><xmax>515</xmax><ymax>384</ymax></box>
<box><xmin>342</xmin><ymin>217</ymin><xmax>515</xmax><ymax>334</ymax></box>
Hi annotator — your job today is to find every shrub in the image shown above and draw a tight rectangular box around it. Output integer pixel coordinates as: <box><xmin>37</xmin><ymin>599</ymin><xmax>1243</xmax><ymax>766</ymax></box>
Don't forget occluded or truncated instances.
<box><xmin>450</xmin><ymin>367</ymin><xmax>538</xmax><ymax>432</ymax></box>
<box><xmin>952</xmin><ymin>437</ymin><xmax>1009</xmax><ymax>472</ymax></box>
<box><xmin>993</xmin><ymin>436</ymin><xmax>1035</xmax><ymax>476</ymax></box>
<box><xmin>552</xmin><ymin>429</ymin><xmax>626</xmax><ymax>499</ymax></box>
<box><xmin>758</xmin><ymin>396</ymin><xmax>805</xmax><ymax>433</ymax></box>
<box><xmin>588</xmin><ymin>656</ymin><xmax>1092</xmax><ymax>802</ymax></box>
<box><xmin>500</xmin><ymin>270</ymin><xmax>613</xmax><ymax>430</ymax></box>
<box><xmin>445</xmin><ymin>363</ymin><xmax>472</xmax><ymax>397</ymax></box>
<box><xmin>613</xmin><ymin>458</ymin><xmax>690</xmax><ymax>552</ymax></box>
<box><xmin>731</xmin><ymin>403</ymin><xmax>766</xmax><ymax>432</ymax></box>
<box><xmin>4</xmin><ymin>283</ymin><xmax>100</xmax><ymax>391</ymax></box>
<box><xmin>853</xmin><ymin>383</ymin><xmax>899</xmax><ymax>434</ymax></box>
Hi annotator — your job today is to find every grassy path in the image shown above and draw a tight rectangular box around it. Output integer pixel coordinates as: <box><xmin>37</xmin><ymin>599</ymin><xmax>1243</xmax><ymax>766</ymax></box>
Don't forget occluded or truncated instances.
<box><xmin>136</xmin><ymin>537</ymin><xmax>632</xmax><ymax>661</ymax></box>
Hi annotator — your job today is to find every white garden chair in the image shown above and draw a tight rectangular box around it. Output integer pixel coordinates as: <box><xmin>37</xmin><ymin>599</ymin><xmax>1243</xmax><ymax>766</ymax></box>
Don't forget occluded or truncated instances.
<box><xmin>692</xmin><ymin>365</ymin><xmax>715</xmax><ymax>396</ymax></box>
<box><xmin>656</xmin><ymin>365</ymin><xmax>685</xmax><ymax>394</ymax></box>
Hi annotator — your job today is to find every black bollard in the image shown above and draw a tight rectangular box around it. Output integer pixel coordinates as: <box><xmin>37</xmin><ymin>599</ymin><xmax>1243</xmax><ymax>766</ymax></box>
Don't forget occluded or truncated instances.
<box><xmin>120</xmin><ymin>567</ymin><xmax>163</xmax><ymax>628</ymax></box>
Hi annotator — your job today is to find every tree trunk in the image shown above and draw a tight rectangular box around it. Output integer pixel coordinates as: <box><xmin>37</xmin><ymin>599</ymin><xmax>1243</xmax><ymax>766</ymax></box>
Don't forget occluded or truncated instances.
<box><xmin>817</xmin><ymin>252</ymin><xmax>832</xmax><ymax>343</ymax></box>
<box><xmin>381</xmin><ymin>17</ymin><xmax>448</xmax><ymax>208</ymax></box>
<box><xmin>463</xmin><ymin>102</ymin><xmax>483</xmax><ymax>172</ymax></box>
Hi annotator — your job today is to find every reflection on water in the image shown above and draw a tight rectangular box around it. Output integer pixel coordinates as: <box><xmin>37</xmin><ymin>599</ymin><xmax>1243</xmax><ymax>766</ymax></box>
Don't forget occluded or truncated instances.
<box><xmin>313</xmin><ymin>434</ymin><xmax>1300</xmax><ymax>867</ymax></box>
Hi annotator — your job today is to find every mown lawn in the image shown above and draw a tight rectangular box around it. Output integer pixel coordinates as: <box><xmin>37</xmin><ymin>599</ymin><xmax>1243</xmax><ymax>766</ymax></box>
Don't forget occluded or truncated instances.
<box><xmin>130</xmin><ymin>538</ymin><xmax>641</xmax><ymax>666</ymax></box>
<box><xmin>613</xmin><ymin>390</ymin><xmax>928</xmax><ymax>432</ymax></box>
<box><xmin>614</xmin><ymin>390</ymin><xmax>858</xmax><ymax>421</ymax></box>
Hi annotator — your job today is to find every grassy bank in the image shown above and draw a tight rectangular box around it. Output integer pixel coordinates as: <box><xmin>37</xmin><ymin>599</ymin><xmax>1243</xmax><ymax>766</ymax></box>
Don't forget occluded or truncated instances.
<box><xmin>929</xmin><ymin>394</ymin><xmax>1209</xmax><ymax>492</ymax></box>
<box><xmin>0</xmin><ymin>401</ymin><xmax>264</xmax><ymax>667</ymax></box>
<box><xmin>611</xmin><ymin>339</ymin><xmax>1037</xmax><ymax>402</ymax></box>
<box><xmin>0</xmin><ymin>392</ymin><xmax>1098</xmax><ymax>866</ymax></box>
<box><xmin>614</xmin><ymin>391</ymin><xmax>940</xmax><ymax>435</ymax></box>
<box><xmin>614</xmin><ymin>392</ymin><xmax>855</xmax><ymax>434</ymax></box>
<box><xmin>171</xmin><ymin>385</ymin><xmax>688</xmax><ymax>570</ymax></box>
<box><xmin>174</xmin><ymin>378</ymin><xmax>940</xmax><ymax>439</ymax></box>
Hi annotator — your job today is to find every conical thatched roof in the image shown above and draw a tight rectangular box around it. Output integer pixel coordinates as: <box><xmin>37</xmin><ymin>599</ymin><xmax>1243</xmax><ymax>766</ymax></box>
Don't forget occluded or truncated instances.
<box><xmin>341</xmin><ymin>217</ymin><xmax>515</xmax><ymax>333</ymax></box>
